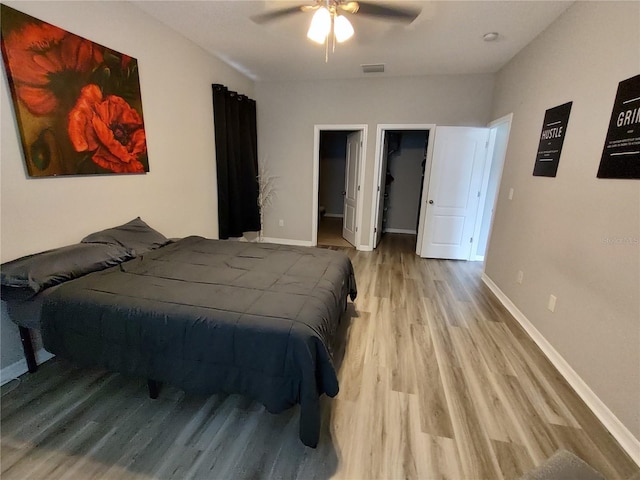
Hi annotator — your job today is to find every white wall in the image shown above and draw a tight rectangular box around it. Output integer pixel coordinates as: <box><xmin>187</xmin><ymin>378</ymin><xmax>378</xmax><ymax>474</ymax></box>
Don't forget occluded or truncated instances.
<box><xmin>486</xmin><ymin>1</ymin><xmax>640</xmax><ymax>440</ymax></box>
<box><xmin>255</xmin><ymin>74</ymin><xmax>494</xmax><ymax>245</ymax></box>
<box><xmin>0</xmin><ymin>1</ymin><xmax>253</xmax><ymax>370</ymax></box>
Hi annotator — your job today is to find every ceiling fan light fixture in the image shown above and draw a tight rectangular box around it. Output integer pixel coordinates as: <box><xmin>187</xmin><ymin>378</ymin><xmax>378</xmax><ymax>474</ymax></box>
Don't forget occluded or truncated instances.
<box><xmin>334</xmin><ymin>15</ymin><xmax>354</xmax><ymax>43</ymax></box>
<box><xmin>307</xmin><ymin>7</ymin><xmax>331</xmax><ymax>44</ymax></box>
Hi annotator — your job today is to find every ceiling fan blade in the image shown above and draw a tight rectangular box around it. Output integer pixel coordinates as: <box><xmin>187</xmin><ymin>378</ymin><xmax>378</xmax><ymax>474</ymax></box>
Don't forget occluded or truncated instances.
<box><xmin>339</xmin><ymin>2</ymin><xmax>360</xmax><ymax>14</ymax></box>
<box><xmin>353</xmin><ymin>2</ymin><xmax>421</xmax><ymax>22</ymax></box>
<box><xmin>250</xmin><ymin>5</ymin><xmax>306</xmax><ymax>24</ymax></box>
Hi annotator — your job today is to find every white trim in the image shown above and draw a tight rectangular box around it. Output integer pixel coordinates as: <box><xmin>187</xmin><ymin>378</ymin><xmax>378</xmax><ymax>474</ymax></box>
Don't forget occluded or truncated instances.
<box><xmin>0</xmin><ymin>349</ymin><xmax>55</xmax><ymax>386</ymax></box>
<box><xmin>482</xmin><ymin>273</ymin><xmax>640</xmax><ymax>467</ymax></box>
<box><xmin>323</xmin><ymin>213</ymin><xmax>344</xmax><ymax>218</ymax></box>
<box><xmin>312</xmin><ymin>128</ymin><xmax>320</xmax><ymax>246</ymax></box>
<box><xmin>370</xmin><ymin>124</ymin><xmax>436</xmax><ymax>253</ymax></box>
<box><xmin>261</xmin><ymin>237</ymin><xmax>314</xmax><ymax>247</ymax></box>
<box><xmin>312</xmin><ymin>124</ymin><xmax>368</xmax><ymax>249</ymax></box>
<box><xmin>354</xmin><ymin>129</ymin><xmax>367</xmax><ymax>250</ymax></box>
<box><xmin>470</xmin><ymin>128</ymin><xmax>496</xmax><ymax>260</ymax></box>
<box><xmin>384</xmin><ymin>228</ymin><xmax>417</xmax><ymax>234</ymax></box>
<box><xmin>481</xmin><ymin>113</ymin><xmax>513</xmax><ymax>263</ymax></box>
<box><xmin>488</xmin><ymin>112</ymin><xmax>514</xmax><ymax>129</ymax></box>
<box><xmin>371</xmin><ymin>126</ymin><xmax>386</xmax><ymax>250</ymax></box>
<box><xmin>473</xmin><ymin>255</ymin><xmax>485</xmax><ymax>262</ymax></box>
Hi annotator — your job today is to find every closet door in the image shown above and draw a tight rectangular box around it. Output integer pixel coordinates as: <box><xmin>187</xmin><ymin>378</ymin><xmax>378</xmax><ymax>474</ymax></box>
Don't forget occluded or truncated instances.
<box><xmin>420</xmin><ymin>127</ymin><xmax>489</xmax><ymax>260</ymax></box>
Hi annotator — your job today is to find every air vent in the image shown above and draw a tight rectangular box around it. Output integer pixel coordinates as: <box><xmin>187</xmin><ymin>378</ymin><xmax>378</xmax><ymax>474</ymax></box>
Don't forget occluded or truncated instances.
<box><xmin>361</xmin><ymin>63</ymin><xmax>385</xmax><ymax>74</ymax></box>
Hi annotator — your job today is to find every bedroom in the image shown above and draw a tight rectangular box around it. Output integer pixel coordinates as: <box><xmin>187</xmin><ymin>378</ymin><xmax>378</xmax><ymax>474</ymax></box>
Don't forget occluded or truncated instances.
<box><xmin>1</xmin><ymin>1</ymin><xmax>638</xmax><ymax>478</ymax></box>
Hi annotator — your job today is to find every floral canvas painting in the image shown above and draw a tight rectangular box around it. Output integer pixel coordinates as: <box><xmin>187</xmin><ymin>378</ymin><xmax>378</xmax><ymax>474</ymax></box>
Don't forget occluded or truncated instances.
<box><xmin>1</xmin><ymin>5</ymin><xmax>149</xmax><ymax>176</ymax></box>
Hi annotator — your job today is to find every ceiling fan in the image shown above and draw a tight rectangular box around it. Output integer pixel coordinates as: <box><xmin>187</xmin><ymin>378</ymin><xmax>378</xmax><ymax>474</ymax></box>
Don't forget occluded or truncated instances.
<box><xmin>251</xmin><ymin>1</ymin><xmax>421</xmax><ymax>25</ymax></box>
<box><xmin>251</xmin><ymin>1</ymin><xmax>421</xmax><ymax>59</ymax></box>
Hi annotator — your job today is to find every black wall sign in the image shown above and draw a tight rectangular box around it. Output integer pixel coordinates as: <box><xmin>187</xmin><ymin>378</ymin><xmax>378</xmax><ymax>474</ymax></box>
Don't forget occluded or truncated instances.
<box><xmin>597</xmin><ymin>74</ymin><xmax>640</xmax><ymax>179</ymax></box>
<box><xmin>533</xmin><ymin>102</ymin><xmax>573</xmax><ymax>177</ymax></box>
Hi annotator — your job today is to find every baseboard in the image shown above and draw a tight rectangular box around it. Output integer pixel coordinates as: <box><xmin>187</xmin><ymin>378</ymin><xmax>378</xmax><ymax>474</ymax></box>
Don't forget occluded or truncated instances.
<box><xmin>384</xmin><ymin>228</ymin><xmax>417</xmax><ymax>234</ymax></box>
<box><xmin>473</xmin><ymin>255</ymin><xmax>485</xmax><ymax>262</ymax></box>
<box><xmin>261</xmin><ymin>237</ymin><xmax>314</xmax><ymax>247</ymax></box>
<box><xmin>323</xmin><ymin>213</ymin><xmax>344</xmax><ymax>218</ymax></box>
<box><xmin>262</xmin><ymin>236</ymin><xmax>370</xmax><ymax>250</ymax></box>
<box><xmin>481</xmin><ymin>273</ymin><xmax>640</xmax><ymax>467</ymax></box>
<box><xmin>0</xmin><ymin>349</ymin><xmax>55</xmax><ymax>386</ymax></box>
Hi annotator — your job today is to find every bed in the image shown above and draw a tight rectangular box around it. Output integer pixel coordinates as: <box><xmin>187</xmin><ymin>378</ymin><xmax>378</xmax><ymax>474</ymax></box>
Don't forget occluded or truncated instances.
<box><xmin>1</xmin><ymin>218</ymin><xmax>357</xmax><ymax>447</ymax></box>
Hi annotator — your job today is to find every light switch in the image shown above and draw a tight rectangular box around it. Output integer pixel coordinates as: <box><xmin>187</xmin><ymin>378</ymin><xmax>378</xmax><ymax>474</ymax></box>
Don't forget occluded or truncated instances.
<box><xmin>508</xmin><ymin>188</ymin><xmax>514</xmax><ymax>200</ymax></box>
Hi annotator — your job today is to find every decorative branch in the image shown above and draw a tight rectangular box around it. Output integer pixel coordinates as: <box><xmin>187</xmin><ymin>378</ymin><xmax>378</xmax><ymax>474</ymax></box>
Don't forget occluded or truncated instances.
<box><xmin>257</xmin><ymin>162</ymin><xmax>278</xmax><ymax>242</ymax></box>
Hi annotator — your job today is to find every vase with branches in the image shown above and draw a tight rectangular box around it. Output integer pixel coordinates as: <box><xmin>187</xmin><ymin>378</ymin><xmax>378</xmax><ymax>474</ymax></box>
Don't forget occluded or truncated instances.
<box><xmin>257</xmin><ymin>162</ymin><xmax>278</xmax><ymax>242</ymax></box>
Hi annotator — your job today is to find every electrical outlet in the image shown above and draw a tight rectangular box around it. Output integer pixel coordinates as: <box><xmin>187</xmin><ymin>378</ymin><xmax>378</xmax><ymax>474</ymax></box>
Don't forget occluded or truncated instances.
<box><xmin>547</xmin><ymin>294</ymin><xmax>557</xmax><ymax>312</ymax></box>
<box><xmin>516</xmin><ymin>270</ymin><xmax>524</xmax><ymax>284</ymax></box>
<box><xmin>508</xmin><ymin>187</ymin><xmax>514</xmax><ymax>200</ymax></box>
<box><xmin>278</xmin><ymin>219</ymin><xmax>284</xmax><ymax>227</ymax></box>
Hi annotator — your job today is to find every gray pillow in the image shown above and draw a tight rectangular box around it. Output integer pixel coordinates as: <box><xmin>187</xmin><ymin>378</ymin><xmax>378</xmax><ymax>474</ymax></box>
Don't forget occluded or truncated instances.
<box><xmin>1</xmin><ymin>243</ymin><xmax>133</xmax><ymax>294</ymax></box>
<box><xmin>81</xmin><ymin>217</ymin><xmax>170</xmax><ymax>255</ymax></box>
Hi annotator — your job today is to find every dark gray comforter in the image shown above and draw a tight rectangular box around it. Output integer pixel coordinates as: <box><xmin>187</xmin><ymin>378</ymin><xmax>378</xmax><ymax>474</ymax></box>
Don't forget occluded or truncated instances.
<box><xmin>41</xmin><ymin>236</ymin><xmax>357</xmax><ymax>447</ymax></box>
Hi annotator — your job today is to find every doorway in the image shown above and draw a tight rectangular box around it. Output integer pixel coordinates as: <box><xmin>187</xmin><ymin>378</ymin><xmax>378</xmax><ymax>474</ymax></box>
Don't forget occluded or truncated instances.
<box><xmin>317</xmin><ymin>130</ymin><xmax>355</xmax><ymax>248</ymax></box>
<box><xmin>371</xmin><ymin>124</ymin><xmax>436</xmax><ymax>251</ymax></box>
<box><xmin>372</xmin><ymin>119</ymin><xmax>511</xmax><ymax>261</ymax></box>
<box><xmin>376</xmin><ymin>130</ymin><xmax>429</xmax><ymax>248</ymax></box>
<box><xmin>312</xmin><ymin>125</ymin><xmax>367</xmax><ymax>248</ymax></box>
<box><xmin>471</xmin><ymin>114</ymin><xmax>512</xmax><ymax>261</ymax></box>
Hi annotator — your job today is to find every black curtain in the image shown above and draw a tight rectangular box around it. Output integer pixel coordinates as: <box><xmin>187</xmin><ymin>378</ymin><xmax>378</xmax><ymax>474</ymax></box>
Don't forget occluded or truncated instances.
<box><xmin>212</xmin><ymin>84</ymin><xmax>260</xmax><ymax>239</ymax></box>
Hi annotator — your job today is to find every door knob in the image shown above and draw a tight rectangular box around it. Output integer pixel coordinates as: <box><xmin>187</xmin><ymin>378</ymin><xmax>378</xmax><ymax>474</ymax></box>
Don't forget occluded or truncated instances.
<box><xmin>428</xmin><ymin>200</ymin><xmax>434</xmax><ymax>204</ymax></box>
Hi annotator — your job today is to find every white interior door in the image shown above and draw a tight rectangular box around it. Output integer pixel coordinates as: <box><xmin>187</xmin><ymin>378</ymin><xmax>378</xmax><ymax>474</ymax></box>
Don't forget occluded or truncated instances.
<box><xmin>420</xmin><ymin>126</ymin><xmax>489</xmax><ymax>260</ymax></box>
<box><xmin>343</xmin><ymin>131</ymin><xmax>361</xmax><ymax>247</ymax></box>
<box><xmin>374</xmin><ymin>134</ymin><xmax>390</xmax><ymax>248</ymax></box>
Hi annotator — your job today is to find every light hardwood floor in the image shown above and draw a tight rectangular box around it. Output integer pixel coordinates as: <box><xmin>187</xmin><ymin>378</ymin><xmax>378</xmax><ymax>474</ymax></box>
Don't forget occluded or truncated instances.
<box><xmin>1</xmin><ymin>233</ymin><xmax>638</xmax><ymax>479</ymax></box>
<box><xmin>317</xmin><ymin>216</ymin><xmax>354</xmax><ymax>249</ymax></box>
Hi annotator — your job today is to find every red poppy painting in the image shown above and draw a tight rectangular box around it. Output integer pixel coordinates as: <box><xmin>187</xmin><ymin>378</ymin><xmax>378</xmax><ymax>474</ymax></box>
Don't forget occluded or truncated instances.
<box><xmin>1</xmin><ymin>5</ymin><xmax>149</xmax><ymax>176</ymax></box>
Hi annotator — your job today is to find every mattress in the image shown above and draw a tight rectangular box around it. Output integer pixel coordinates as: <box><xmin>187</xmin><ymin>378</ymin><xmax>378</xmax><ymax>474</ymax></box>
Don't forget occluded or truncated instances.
<box><xmin>40</xmin><ymin>236</ymin><xmax>357</xmax><ymax>447</ymax></box>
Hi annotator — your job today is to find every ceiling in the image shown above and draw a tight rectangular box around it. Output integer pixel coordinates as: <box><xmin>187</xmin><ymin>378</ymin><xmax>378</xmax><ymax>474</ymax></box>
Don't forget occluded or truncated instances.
<box><xmin>132</xmin><ymin>0</ymin><xmax>573</xmax><ymax>82</ymax></box>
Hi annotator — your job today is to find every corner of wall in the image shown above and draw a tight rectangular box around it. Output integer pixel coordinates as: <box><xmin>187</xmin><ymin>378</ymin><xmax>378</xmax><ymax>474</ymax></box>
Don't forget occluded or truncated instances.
<box><xmin>482</xmin><ymin>273</ymin><xmax>640</xmax><ymax>467</ymax></box>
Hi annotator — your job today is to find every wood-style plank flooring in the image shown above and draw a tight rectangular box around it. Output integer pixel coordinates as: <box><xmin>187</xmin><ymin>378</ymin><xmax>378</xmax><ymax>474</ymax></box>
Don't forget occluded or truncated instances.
<box><xmin>1</xmin><ymin>233</ymin><xmax>638</xmax><ymax>479</ymax></box>
<box><xmin>317</xmin><ymin>216</ymin><xmax>354</xmax><ymax>249</ymax></box>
